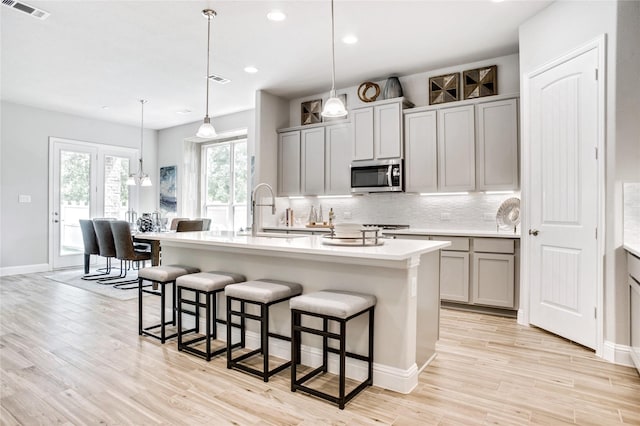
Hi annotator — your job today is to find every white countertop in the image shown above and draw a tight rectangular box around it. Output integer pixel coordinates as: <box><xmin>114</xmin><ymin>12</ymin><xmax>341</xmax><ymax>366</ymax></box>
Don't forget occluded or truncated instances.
<box><xmin>624</xmin><ymin>243</ymin><xmax>640</xmax><ymax>259</ymax></box>
<box><xmin>263</xmin><ymin>226</ymin><xmax>520</xmax><ymax>239</ymax></box>
<box><xmin>138</xmin><ymin>231</ymin><xmax>450</xmax><ymax>262</ymax></box>
<box><xmin>381</xmin><ymin>228</ymin><xmax>520</xmax><ymax>239</ymax></box>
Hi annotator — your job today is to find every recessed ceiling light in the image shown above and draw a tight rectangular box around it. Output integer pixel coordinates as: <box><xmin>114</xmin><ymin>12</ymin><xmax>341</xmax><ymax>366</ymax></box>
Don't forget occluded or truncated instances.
<box><xmin>267</xmin><ymin>10</ymin><xmax>286</xmax><ymax>21</ymax></box>
<box><xmin>101</xmin><ymin>105</ymin><xmax>109</xmax><ymax>110</ymax></box>
<box><xmin>244</xmin><ymin>66</ymin><xmax>258</xmax><ymax>74</ymax></box>
<box><xmin>176</xmin><ymin>109</ymin><xmax>192</xmax><ymax>115</ymax></box>
<box><xmin>491</xmin><ymin>0</ymin><xmax>505</xmax><ymax>3</ymax></box>
<box><xmin>342</xmin><ymin>35</ymin><xmax>358</xmax><ymax>44</ymax></box>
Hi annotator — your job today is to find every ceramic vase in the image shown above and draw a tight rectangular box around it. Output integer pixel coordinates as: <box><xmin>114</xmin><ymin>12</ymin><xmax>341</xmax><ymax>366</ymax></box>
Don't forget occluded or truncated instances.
<box><xmin>382</xmin><ymin>76</ymin><xmax>403</xmax><ymax>99</ymax></box>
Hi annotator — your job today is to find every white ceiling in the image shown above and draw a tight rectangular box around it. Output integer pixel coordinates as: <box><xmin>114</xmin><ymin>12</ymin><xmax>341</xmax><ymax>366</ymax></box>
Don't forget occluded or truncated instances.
<box><xmin>1</xmin><ymin>0</ymin><xmax>552</xmax><ymax>130</ymax></box>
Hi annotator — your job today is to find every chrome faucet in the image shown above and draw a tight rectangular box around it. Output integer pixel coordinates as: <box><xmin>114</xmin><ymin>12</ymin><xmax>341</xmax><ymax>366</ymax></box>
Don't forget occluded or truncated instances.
<box><xmin>251</xmin><ymin>182</ymin><xmax>276</xmax><ymax>236</ymax></box>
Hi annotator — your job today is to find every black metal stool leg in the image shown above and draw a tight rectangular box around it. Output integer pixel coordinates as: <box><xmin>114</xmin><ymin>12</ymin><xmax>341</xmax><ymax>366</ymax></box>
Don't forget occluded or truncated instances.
<box><xmin>262</xmin><ymin>304</ymin><xmax>269</xmax><ymax>382</ymax></box>
<box><xmin>138</xmin><ymin>278</ymin><xmax>144</xmax><ymax>335</ymax></box>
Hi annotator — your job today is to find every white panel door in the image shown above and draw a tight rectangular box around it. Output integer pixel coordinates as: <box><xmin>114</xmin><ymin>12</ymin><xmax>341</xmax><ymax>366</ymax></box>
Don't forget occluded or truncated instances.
<box><xmin>352</xmin><ymin>107</ymin><xmax>374</xmax><ymax>161</ymax></box>
<box><xmin>437</xmin><ymin>105</ymin><xmax>475</xmax><ymax>191</ymax></box>
<box><xmin>301</xmin><ymin>127</ymin><xmax>325</xmax><ymax>195</ymax></box>
<box><xmin>325</xmin><ymin>124</ymin><xmax>351</xmax><ymax>195</ymax></box>
<box><xmin>404</xmin><ymin>110</ymin><xmax>438</xmax><ymax>193</ymax></box>
<box><xmin>375</xmin><ymin>101</ymin><xmax>402</xmax><ymax>159</ymax></box>
<box><xmin>528</xmin><ymin>47</ymin><xmax>599</xmax><ymax>349</ymax></box>
<box><xmin>277</xmin><ymin>131</ymin><xmax>301</xmax><ymax>196</ymax></box>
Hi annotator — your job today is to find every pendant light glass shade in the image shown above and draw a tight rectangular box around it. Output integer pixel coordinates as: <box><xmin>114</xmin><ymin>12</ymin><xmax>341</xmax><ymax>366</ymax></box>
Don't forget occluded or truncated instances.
<box><xmin>128</xmin><ymin>99</ymin><xmax>151</xmax><ymax>187</ymax></box>
<box><xmin>321</xmin><ymin>0</ymin><xmax>347</xmax><ymax>118</ymax></box>
<box><xmin>197</xmin><ymin>9</ymin><xmax>217</xmax><ymax>139</ymax></box>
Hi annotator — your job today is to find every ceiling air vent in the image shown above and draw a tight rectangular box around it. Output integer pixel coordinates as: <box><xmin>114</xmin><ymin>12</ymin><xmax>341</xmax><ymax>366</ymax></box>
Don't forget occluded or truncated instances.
<box><xmin>2</xmin><ymin>0</ymin><xmax>50</xmax><ymax>20</ymax></box>
<box><xmin>208</xmin><ymin>74</ymin><xmax>231</xmax><ymax>85</ymax></box>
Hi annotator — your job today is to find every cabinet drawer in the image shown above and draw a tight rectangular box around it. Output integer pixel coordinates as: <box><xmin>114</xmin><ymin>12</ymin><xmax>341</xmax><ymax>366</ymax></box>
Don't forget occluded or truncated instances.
<box><xmin>474</xmin><ymin>238</ymin><xmax>514</xmax><ymax>254</ymax></box>
<box><xmin>628</xmin><ymin>252</ymin><xmax>640</xmax><ymax>282</ymax></box>
<box><xmin>431</xmin><ymin>236</ymin><xmax>469</xmax><ymax>251</ymax></box>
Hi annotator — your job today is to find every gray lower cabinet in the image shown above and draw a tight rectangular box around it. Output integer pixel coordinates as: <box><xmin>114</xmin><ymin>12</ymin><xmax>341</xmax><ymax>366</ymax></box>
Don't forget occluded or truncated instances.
<box><xmin>628</xmin><ymin>252</ymin><xmax>640</xmax><ymax>373</ymax></box>
<box><xmin>472</xmin><ymin>253</ymin><xmax>515</xmax><ymax>308</ymax></box>
<box><xmin>440</xmin><ymin>251</ymin><xmax>470</xmax><ymax>302</ymax></box>
<box><xmin>394</xmin><ymin>233</ymin><xmax>518</xmax><ymax>310</ymax></box>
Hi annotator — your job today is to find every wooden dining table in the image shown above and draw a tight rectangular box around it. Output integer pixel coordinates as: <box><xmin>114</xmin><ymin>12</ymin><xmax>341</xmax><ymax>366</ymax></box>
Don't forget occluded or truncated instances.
<box><xmin>133</xmin><ymin>234</ymin><xmax>161</xmax><ymax>266</ymax></box>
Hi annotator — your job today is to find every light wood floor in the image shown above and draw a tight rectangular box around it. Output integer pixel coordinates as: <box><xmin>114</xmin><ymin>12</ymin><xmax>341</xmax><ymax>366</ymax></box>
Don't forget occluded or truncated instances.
<box><xmin>1</xmin><ymin>272</ymin><xmax>639</xmax><ymax>425</ymax></box>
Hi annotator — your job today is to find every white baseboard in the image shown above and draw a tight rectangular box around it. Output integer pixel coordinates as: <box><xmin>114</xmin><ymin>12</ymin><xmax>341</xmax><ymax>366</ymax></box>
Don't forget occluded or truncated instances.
<box><xmin>602</xmin><ymin>340</ymin><xmax>634</xmax><ymax>367</ymax></box>
<box><xmin>178</xmin><ymin>317</ymin><xmax>420</xmax><ymax>394</ymax></box>
<box><xmin>0</xmin><ymin>263</ymin><xmax>50</xmax><ymax>277</ymax></box>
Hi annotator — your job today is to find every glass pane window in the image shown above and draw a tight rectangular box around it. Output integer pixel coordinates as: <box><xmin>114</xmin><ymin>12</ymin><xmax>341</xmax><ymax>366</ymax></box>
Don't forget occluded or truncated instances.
<box><xmin>202</xmin><ymin>138</ymin><xmax>247</xmax><ymax>232</ymax></box>
<box><xmin>104</xmin><ymin>155</ymin><xmax>130</xmax><ymax>219</ymax></box>
<box><xmin>60</xmin><ymin>150</ymin><xmax>91</xmax><ymax>255</ymax></box>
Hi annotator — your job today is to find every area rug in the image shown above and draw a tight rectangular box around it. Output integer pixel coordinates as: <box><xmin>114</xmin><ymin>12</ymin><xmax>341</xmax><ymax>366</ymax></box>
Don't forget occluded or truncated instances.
<box><xmin>44</xmin><ymin>268</ymin><xmax>141</xmax><ymax>301</ymax></box>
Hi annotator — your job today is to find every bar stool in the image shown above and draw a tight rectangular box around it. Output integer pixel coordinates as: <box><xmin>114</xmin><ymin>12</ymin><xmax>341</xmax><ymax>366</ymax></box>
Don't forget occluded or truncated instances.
<box><xmin>225</xmin><ymin>279</ymin><xmax>302</xmax><ymax>382</ymax></box>
<box><xmin>176</xmin><ymin>271</ymin><xmax>246</xmax><ymax>361</ymax></box>
<box><xmin>290</xmin><ymin>290</ymin><xmax>376</xmax><ymax>410</ymax></box>
<box><xmin>138</xmin><ymin>264</ymin><xmax>200</xmax><ymax>343</ymax></box>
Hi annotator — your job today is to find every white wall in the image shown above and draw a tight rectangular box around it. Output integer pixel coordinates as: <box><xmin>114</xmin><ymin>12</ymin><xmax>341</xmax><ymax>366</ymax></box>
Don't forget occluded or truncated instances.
<box><xmin>0</xmin><ymin>101</ymin><xmax>158</xmax><ymax>270</ymax></box>
<box><xmin>288</xmin><ymin>53</ymin><xmax>520</xmax><ymax>127</ymax></box>
<box><xmin>519</xmin><ymin>0</ymin><xmax>640</xmax><ymax>350</ymax></box>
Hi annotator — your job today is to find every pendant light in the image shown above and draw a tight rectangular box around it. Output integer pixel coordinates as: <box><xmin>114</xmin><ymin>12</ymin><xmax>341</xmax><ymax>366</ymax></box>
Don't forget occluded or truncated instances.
<box><xmin>321</xmin><ymin>0</ymin><xmax>347</xmax><ymax>118</ymax></box>
<box><xmin>127</xmin><ymin>99</ymin><xmax>152</xmax><ymax>187</ymax></box>
<box><xmin>196</xmin><ymin>9</ymin><xmax>218</xmax><ymax>138</ymax></box>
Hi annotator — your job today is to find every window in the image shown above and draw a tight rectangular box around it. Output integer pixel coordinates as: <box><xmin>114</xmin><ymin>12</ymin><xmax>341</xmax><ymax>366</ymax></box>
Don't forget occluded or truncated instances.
<box><xmin>202</xmin><ymin>138</ymin><xmax>248</xmax><ymax>231</ymax></box>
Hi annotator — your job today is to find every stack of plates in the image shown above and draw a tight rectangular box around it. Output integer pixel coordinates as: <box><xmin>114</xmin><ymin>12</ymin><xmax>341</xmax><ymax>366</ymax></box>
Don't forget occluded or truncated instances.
<box><xmin>333</xmin><ymin>223</ymin><xmax>363</xmax><ymax>239</ymax></box>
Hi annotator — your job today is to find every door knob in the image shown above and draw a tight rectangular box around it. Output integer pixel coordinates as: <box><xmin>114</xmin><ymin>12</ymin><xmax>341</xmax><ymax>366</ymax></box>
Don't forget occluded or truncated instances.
<box><xmin>529</xmin><ymin>229</ymin><xmax>539</xmax><ymax>236</ymax></box>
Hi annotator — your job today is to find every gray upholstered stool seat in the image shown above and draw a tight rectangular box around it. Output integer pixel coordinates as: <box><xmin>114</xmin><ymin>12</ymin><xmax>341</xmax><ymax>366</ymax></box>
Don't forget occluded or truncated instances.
<box><xmin>289</xmin><ymin>290</ymin><xmax>376</xmax><ymax>319</ymax></box>
<box><xmin>290</xmin><ymin>290</ymin><xmax>376</xmax><ymax>410</ymax></box>
<box><xmin>138</xmin><ymin>264</ymin><xmax>201</xmax><ymax>344</ymax></box>
<box><xmin>138</xmin><ymin>265</ymin><xmax>200</xmax><ymax>282</ymax></box>
<box><xmin>225</xmin><ymin>278</ymin><xmax>302</xmax><ymax>382</ymax></box>
<box><xmin>224</xmin><ymin>279</ymin><xmax>303</xmax><ymax>304</ymax></box>
<box><xmin>176</xmin><ymin>271</ymin><xmax>246</xmax><ymax>361</ymax></box>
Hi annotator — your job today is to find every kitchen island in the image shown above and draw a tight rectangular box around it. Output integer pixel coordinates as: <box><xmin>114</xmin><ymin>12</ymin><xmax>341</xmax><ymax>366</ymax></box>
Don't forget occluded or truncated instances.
<box><xmin>139</xmin><ymin>231</ymin><xmax>449</xmax><ymax>393</ymax></box>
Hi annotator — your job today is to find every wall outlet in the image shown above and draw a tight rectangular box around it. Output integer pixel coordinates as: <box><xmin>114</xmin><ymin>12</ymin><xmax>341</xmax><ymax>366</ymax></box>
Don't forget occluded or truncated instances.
<box><xmin>343</xmin><ymin>211</ymin><xmax>352</xmax><ymax>219</ymax></box>
<box><xmin>483</xmin><ymin>212</ymin><xmax>495</xmax><ymax>221</ymax></box>
<box><xmin>19</xmin><ymin>194</ymin><xmax>31</xmax><ymax>203</ymax></box>
<box><xmin>440</xmin><ymin>212</ymin><xmax>451</xmax><ymax>221</ymax></box>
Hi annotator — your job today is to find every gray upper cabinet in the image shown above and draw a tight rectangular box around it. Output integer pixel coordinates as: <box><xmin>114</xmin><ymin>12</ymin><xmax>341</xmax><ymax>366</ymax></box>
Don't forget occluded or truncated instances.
<box><xmin>352</xmin><ymin>98</ymin><xmax>404</xmax><ymax>161</ymax></box>
<box><xmin>404</xmin><ymin>110</ymin><xmax>438</xmax><ymax>193</ymax></box>
<box><xmin>437</xmin><ymin>105</ymin><xmax>476</xmax><ymax>191</ymax></box>
<box><xmin>325</xmin><ymin>123</ymin><xmax>351</xmax><ymax>195</ymax></box>
<box><xmin>301</xmin><ymin>127</ymin><xmax>325</xmax><ymax>196</ymax></box>
<box><xmin>277</xmin><ymin>130</ymin><xmax>301</xmax><ymax>196</ymax></box>
<box><xmin>476</xmin><ymin>98</ymin><xmax>519</xmax><ymax>190</ymax></box>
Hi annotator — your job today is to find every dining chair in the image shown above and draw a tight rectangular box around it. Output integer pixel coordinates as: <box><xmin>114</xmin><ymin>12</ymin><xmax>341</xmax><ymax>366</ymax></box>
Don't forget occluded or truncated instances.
<box><xmin>169</xmin><ymin>217</ymin><xmax>190</xmax><ymax>231</ymax></box>
<box><xmin>110</xmin><ymin>220</ymin><xmax>153</xmax><ymax>290</ymax></box>
<box><xmin>92</xmin><ymin>219</ymin><xmax>120</xmax><ymax>283</ymax></box>
<box><xmin>79</xmin><ymin>219</ymin><xmax>106</xmax><ymax>280</ymax></box>
<box><xmin>176</xmin><ymin>220</ymin><xmax>204</xmax><ymax>232</ymax></box>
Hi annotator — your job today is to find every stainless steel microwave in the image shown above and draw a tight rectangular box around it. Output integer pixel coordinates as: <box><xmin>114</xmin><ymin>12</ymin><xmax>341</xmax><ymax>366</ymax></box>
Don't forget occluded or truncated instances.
<box><xmin>350</xmin><ymin>159</ymin><xmax>403</xmax><ymax>193</ymax></box>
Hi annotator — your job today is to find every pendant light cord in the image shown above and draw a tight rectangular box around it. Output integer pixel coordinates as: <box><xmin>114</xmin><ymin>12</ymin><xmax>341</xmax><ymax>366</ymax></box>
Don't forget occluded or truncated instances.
<box><xmin>330</xmin><ymin>0</ymin><xmax>336</xmax><ymax>92</ymax></box>
<box><xmin>205</xmin><ymin>13</ymin><xmax>212</xmax><ymax>118</ymax></box>
<box><xmin>140</xmin><ymin>99</ymin><xmax>144</xmax><ymax>160</ymax></box>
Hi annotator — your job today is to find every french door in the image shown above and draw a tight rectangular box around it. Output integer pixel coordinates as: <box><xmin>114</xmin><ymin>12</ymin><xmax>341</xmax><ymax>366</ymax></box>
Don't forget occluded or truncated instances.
<box><xmin>49</xmin><ymin>138</ymin><xmax>137</xmax><ymax>269</ymax></box>
<box><xmin>526</xmin><ymin>40</ymin><xmax>602</xmax><ymax>350</ymax></box>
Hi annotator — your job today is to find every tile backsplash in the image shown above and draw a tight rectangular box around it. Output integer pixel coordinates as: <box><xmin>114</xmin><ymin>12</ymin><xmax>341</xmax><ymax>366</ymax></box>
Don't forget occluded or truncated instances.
<box><xmin>271</xmin><ymin>192</ymin><xmax>522</xmax><ymax>233</ymax></box>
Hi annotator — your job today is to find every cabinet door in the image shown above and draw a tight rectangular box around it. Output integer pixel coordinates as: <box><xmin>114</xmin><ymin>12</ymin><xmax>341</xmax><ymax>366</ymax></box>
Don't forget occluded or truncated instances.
<box><xmin>404</xmin><ymin>111</ymin><xmax>438</xmax><ymax>193</ymax></box>
<box><xmin>375</xmin><ymin>101</ymin><xmax>402</xmax><ymax>159</ymax></box>
<box><xmin>325</xmin><ymin>124</ymin><xmax>351</xmax><ymax>195</ymax></box>
<box><xmin>301</xmin><ymin>127</ymin><xmax>326</xmax><ymax>196</ymax></box>
<box><xmin>471</xmin><ymin>253</ymin><xmax>515</xmax><ymax>308</ymax></box>
<box><xmin>352</xmin><ymin>107</ymin><xmax>374</xmax><ymax>161</ymax></box>
<box><xmin>437</xmin><ymin>105</ymin><xmax>475</xmax><ymax>191</ymax></box>
<box><xmin>278</xmin><ymin>131</ymin><xmax>301</xmax><ymax>196</ymax></box>
<box><xmin>440</xmin><ymin>251</ymin><xmax>470</xmax><ymax>302</ymax></box>
<box><xmin>476</xmin><ymin>99</ymin><xmax>519</xmax><ymax>190</ymax></box>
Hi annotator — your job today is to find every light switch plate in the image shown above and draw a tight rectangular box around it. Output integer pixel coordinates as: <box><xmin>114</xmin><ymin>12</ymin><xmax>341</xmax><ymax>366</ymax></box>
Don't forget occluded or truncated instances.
<box><xmin>19</xmin><ymin>194</ymin><xmax>31</xmax><ymax>203</ymax></box>
<box><xmin>343</xmin><ymin>211</ymin><xmax>352</xmax><ymax>219</ymax></box>
<box><xmin>440</xmin><ymin>212</ymin><xmax>451</xmax><ymax>221</ymax></box>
